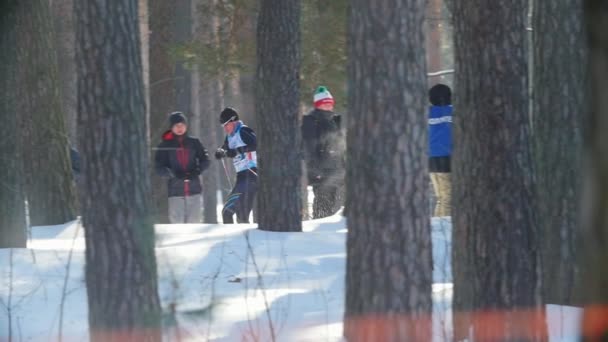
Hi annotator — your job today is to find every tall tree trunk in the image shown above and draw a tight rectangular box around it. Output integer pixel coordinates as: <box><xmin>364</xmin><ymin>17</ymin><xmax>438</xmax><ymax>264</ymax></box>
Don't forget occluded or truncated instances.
<box><xmin>16</xmin><ymin>0</ymin><xmax>77</xmax><ymax>226</ymax></box>
<box><xmin>255</xmin><ymin>0</ymin><xmax>302</xmax><ymax>232</ymax></box>
<box><xmin>581</xmin><ymin>1</ymin><xmax>608</xmax><ymax>340</ymax></box>
<box><xmin>0</xmin><ymin>1</ymin><xmax>27</xmax><ymax>248</ymax></box>
<box><xmin>452</xmin><ymin>1</ymin><xmax>542</xmax><ymax>340</ymax></box>
<box><xmin>149</xmin><ymin>0</ymin><xmax>176</xmax><ymax>223</ymax></box>
<box><xmin>75</xmin><ymin>1</ymin><xmax>161</xmax><ymax>340</ymax></box>
<box><xmin>51</xmin><ymin>0</ymin><xmax>78</xmax><ymax>144</ymax></box>
<box><xmin>343</xmin><ymin>1</ymin><xmax>432</xmax><ymax>341</ymax></box>
<box><xmin>192</xmin><ymin>0</ymin><xmax>219</xmax><ymax>223</ymax></box>
<box><xmin>173</xmin><ymin>0</ymin><xmax>192</xmax><ymax>114</ymax></box>
<box><xmin>140</xmin><ymin>0</ymin><xmax>150</xmax><ymax>146</ymax></box>
<box><xmin>197</xmin><ymin>81</ymin><xmax>220</xmax><ymax>224</ymax></box>
<box><xmin>426</xmin><ymin>0</ymin><xmax>443</xmax><ymax>85</ymax></box>
<box><xmin>533</xmin><ymin>0</ymin><xmax>586</xmax><ymax>306</ymax></box>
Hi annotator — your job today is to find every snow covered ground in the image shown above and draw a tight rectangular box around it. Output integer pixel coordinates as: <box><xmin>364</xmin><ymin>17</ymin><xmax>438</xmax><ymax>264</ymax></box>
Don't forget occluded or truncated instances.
<box><xmin>0</xmin><ymin>214</ymin><xmax>582</xmax><ymax>341</ymax></box>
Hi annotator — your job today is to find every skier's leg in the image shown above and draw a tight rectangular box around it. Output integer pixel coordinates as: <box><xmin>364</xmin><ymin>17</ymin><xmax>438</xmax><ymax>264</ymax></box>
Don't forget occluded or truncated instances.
<box><xmin>430</xmin><ymin>173</ymin><xmax>441</xmax><ymax>217</ymax></box>
<box><xmin>222</xmin><ymin>208</ymin><xmax>235</xmax><ymax>224</ymax></box>
<box><xmin>168</xmin><ymin>196</ymin><xmax>185</xmax><ymax>223</ymax></box>
<box><xmin>435</xmin><ymin>173</ymin><xmax>451</xmax><ymax>217</ymax></box>
<box><xmin>236</xmin><ymin>175</ymin><xmax>258</xmax><ymax>223</ymax></box>
<box><xmin>222</xmin><ymin>186</ymin><xmax>240</xmax><ymax>224</ymax></box>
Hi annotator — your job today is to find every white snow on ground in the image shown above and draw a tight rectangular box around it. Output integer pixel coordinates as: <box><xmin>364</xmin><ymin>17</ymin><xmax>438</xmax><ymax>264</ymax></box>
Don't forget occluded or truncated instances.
<box><xmin>0</xmin><ymin>215</ymin><xmax>582</xmax><ymax>341</ymax></box>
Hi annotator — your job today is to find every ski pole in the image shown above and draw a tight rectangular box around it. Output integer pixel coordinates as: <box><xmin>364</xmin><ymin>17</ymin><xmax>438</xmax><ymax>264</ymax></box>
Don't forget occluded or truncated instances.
<box><xmin>221</xmin><ymin>159</ymin><xmax>233</xmax><ymax>189</ymax></box>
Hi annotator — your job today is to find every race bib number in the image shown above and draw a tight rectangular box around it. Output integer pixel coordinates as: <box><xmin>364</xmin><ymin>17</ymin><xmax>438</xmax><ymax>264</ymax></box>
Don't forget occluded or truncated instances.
<box><xmin>233</xmin><ymin>151</ymin><xmax>257</xmax><ymax>172</ymax></box>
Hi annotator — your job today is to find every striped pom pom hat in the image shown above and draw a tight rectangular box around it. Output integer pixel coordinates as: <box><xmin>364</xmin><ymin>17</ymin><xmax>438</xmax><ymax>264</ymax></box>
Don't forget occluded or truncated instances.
<box><xmin>313</xmin><ymin>86</ymin><xmax>335</xmax><ymax>108</ymax></box>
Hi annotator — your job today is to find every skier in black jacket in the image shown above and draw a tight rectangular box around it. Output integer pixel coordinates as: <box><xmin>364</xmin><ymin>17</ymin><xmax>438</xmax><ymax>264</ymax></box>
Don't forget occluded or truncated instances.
<box><xmin>302</xmin><ymin>86</ymin><xmax>345</xmax><ymax>218</ymax></box>
<box><xmin>214</xmin><ymin>107</ymin><xmax>258</xmax><ymax>224</ymax></box>
<box><xmin>155</xmin><ymin>112</ymin><xmax>210</xmax><ymax>223</ymax></box>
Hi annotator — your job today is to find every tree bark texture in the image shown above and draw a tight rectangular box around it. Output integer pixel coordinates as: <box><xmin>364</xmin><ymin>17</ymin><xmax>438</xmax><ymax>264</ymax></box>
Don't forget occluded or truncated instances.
<box><xmin>51</xmin><ymin>0</ymin><xmax>78</xmax><ymax>143</ymax></box>
<box><xmin>451</xmin><ymin>1</ymin><xmax>543</xmax><ymax>340</ymax></box>
<box><xmin>192</xmin><ymin>0</ymin><xmax>220</xmax><ymax>223</ymax></box>
<box><xmin>581</xmin><ymin>1</ymin><xmax>608</xmax><ymax>340</ymax></box>
<box><xmin>173</xmin><ymin>0</ymin><xmax>192</xmax><ymax>115</ymax></box>
<box><xmin>140</xmin><ymin>0</ymin><xmax>150</xmax><ymax>146</ymax></box>
<box><xmin>344</xmin><ymin>1</ymin><xmax>432</xmax><ymax>341</ymax></box>
<box><xmin>149</xmin><ymin>0</ymin><xmax>176</xmax><ymax>223</ymax></box>
<box><xmin>75</xmin><ymin>1</ymin><xmax>161</xmax><ymax>340</ymax></box>
<box><xmin>533</xmin><ymin>0</ymin><xmax>586</xmax><ymax>306</ymax></box>
<box><xmin>255</xmin><ymin>0</ymin><xmax>302</xmax><ymax>232</ymax></box>
<box><xmin>426</xmin><ymin>0</ymin><xmax>443</xmax><ymax>85</ymax></box>
<box><xmin>0</xmin><ymin>1</ymin><xmax>27</xmax><ymax>248</ymax></box>
<box><xmin>197</xmin><ymin>79</ymin><xmax>221</xmax><ymax>223</ymax></box>
<box><xmin>16</xmin><ymin>0</ymin><xmax>77</xmax><ymax>226</ymax></box>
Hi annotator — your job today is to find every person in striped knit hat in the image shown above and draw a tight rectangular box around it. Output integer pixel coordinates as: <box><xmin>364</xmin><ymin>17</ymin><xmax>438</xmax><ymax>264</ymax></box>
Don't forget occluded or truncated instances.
<box><xmin>301</xmin><ymin>86</ymin><xmax>345</xmax><ymax>218</ymax></box>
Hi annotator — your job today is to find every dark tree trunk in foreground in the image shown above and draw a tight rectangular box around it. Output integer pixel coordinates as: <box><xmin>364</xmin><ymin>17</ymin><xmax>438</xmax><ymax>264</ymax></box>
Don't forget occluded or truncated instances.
<box><xmin>16</xmin><ymin>0</ymin><xmax>77</xmax><ymax>226</ymax></box>
<box><xmin>581</xmin><ymin>1</ymin><xmax>608</xmax><ymax>340</ymax></box>
<box><xmin>344</xmin><ymin>1</ymin><xmax>432</xmax><ymax>341</ymax></box>
<box><xmin>0</xmin><ymin>1</ymin><xmax>27</xmax><ymax>248</ymax></box>
<box><xmin>533</xmin><ymin>0</ymin><xmax>586</xmax><ymax>306</ymax></box>
<box><xmin>452</xmin><ymin>1</ymin><xmax>542</xmax><ymax>340</ymax></box>
<box><xmin>255</xmin><ymin>0</ymin><xmax>302</xmax><ymax>232</ymax></box>
<box><xmin>75</xmin><ymin>1</ymin><xmax>161</xmax><ymax>340</ymax></box>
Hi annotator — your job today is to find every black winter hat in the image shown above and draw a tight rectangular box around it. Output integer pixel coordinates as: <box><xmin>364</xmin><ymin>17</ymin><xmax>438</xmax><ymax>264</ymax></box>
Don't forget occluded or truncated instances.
<box><xmin>169</xmin><ymin>111</ymin><xmax>187</xmax><ymax>127</ymax></box>
<box><xmin>219</xmin><ymin>107</ymin><xmax>239</xmax><ymax>125</ymax></box>
<box><xmin>429</xmin><ymin>84</ymin><xmax>452</xmax><ymax>106</ymax></box>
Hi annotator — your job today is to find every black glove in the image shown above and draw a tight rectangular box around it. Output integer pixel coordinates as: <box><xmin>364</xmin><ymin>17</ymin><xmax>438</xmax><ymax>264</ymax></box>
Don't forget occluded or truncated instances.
<box><xmin>215</xmin><ymin>148</ymin><xmax>226</xmax><ymax>160</ymax></box>
<box><xmin>226</xmin><ymin>149</ymin><xmax>237</xmax><ymax>158</ymax></box>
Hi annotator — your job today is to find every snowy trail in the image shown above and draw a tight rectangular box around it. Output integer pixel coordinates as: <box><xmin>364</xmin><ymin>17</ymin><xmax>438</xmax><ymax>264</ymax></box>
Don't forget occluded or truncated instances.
<box><xmin>0</xmin><ymin>215</ymin><xmax>581</xmax><ymax>341</ymax></box>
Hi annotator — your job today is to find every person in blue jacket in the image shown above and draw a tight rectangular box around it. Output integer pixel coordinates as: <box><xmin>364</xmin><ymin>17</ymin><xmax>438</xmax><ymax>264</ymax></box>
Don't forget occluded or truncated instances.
<box><xmin>428</xmin><ymin>84</ymin><xmax>453</xmax><ymax>217</ymax></box>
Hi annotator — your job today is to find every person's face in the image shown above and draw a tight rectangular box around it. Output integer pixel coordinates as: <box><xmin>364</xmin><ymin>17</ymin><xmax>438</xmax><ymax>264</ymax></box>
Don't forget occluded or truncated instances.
<box><xmin>318</xmin><ymin>103</ymin><xmax>334</xmax><ymax>111</ymax></box>
<box><xmin>223</xmin><ymin>121</ymin><xmax>237</xmax><ymax>135</ymax></box>
<box><xmin>172</xmin><ymin>123</ymin><xmax>187</xmax><ymax>136</ymax></box>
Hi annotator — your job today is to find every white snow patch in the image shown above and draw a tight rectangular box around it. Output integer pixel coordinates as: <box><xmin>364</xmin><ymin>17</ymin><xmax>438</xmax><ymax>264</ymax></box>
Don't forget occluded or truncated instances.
<box><xmin>0</xmin><ymin>214</ymin><xmax>582</xmax><ymax>341</ymax></box>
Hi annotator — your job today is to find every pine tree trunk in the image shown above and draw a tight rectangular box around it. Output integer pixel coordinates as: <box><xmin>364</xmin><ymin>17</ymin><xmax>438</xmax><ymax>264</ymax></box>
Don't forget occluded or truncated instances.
<box><xmin>451</xmin><ymin>1</ymin><xmax>543</xmax><ymax>340</ymax></box>
<box><xmin>0</xmin><ymin>1</ymin><xmax>27</xmax><ymax>248</ymax></box>
<box><xmin>140</xmin><ymin>0</ymin><xmax>150</xmax><ymax>146</ymax></box>
<box><xmin>198</xmin><ymin>83</ymin><xmax>220</xmax><ymax>224</ymax></box>
<box><xmin>149</xmin><ymin>0</ymin><xmax>176</xmax><ymax>223</ymax></box>
<box><xmin>51</xmin><ymin>0</ymin><xmax>78</xmax><ymax>143</ymax></box>
<box><xmin>255</xmin><ymin>0</ymin><xmax>302</xmax><ymax>232</ymax></box>
<box><xmin>192</xmin><ymin>0</ymin><xmax>219</xmax><ymax>223</ymax></box>
<box><xmin>343</xmin><ymin>1</ymin><xmax>432</xmax><ymax>341</ymax></box>
<box><xmin>533</xmin><ymin>0</ymin><xmax>586</xmax><ymax>306</ymax></box>
<box><xmin>16</xmin><ymin>0</ymin><xmax>77</xmax><ymax>227</ymax></box>
<box><xmin>581</xmin><ymin>1</ymin><xmax>608</xmax><ymax>340</ymax></box>
<box><xmin>75</xmin><ymin>1</ymin><xmax>161</xmax><ymax>340</ymax></box>
<box><xmin>174</xmin><ymin>0</ymin><xmax>192</xmax><ymax>115</ymax></box>
<box><xmin>426</xmin><ymin>0</ymin><xmax>443</xmax><ymax>83</ymax></box>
